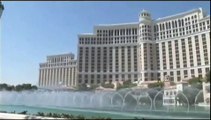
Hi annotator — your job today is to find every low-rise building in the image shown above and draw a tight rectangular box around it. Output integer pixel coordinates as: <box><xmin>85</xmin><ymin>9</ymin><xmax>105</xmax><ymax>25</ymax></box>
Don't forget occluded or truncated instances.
<box><xmin>38</xmin><ymin>53</ymin><xmax>77</xmax><ymax>88</ymax></box>
<box><xmin>163</xmin><ymin>79</ymin><xmax>189</xmax><ymax>106</ymax></box>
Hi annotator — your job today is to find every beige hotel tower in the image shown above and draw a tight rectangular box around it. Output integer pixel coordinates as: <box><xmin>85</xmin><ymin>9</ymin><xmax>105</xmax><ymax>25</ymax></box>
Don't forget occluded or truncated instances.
<box><xmin>39</xmin><ymin>8</ymin><xmax>210</xmax><ymax>87</ymax></box>
<box><xmin>77</xmin><ymin>8</ymin><xmax>210</xmax><ymax>85</ymax></box>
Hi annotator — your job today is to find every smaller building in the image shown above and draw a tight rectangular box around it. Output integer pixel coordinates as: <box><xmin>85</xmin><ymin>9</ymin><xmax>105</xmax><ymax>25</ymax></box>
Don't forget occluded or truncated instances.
<box><xmin>38</xmin><ymin>53</ymin><xmax>77</xmax><ymax>88</ymax></box>
<box><xmin>163</xmin><ymin>86</ymin><xmax>177</xmax><ymax>106</ymax></box>
<box><xmin>163</xmin><ymin>80</ymin><xmax>189</xmax><ymax>106</ymax></box>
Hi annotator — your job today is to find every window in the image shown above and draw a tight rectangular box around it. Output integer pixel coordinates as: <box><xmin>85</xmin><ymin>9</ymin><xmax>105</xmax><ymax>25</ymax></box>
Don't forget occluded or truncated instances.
<box><xmin>177</xmin><ymin>77</ymin><xmax>181</xmax><ymax>81</ymax></box>
<box><xmin>205</xmin><ymin>68</ymin><xmax>210</xmax><ymax>73</ymax></box>
<box><xmin>191</xmin><ymin>69</ymin><xmax>194</xmax><ymax>74</ymax></box>
<box><xmin>177</xmin><ymin>71</ymin><xmax>180</xmax><ymax>75</ymax></box>
<box><xmin>184</xmin><ymin>70</ymin><xmax>188</xmax><ymax>75</ymax></box>
<box><xmin>198</xmin><ymin>68</ymin><xmax>202</xmax><ymax>73</ymax></box>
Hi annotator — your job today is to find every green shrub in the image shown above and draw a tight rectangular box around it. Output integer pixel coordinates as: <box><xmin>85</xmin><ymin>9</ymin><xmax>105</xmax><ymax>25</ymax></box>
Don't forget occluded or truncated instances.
<box><xmin>102</xmin><ymin>83</ymin><xmax>114</xmax><ymax>88</ymax></box>
<box><xmin>18</xmin><ymin>111</ymin><xmax>27</xmax><ymax>115</ymax></box>
<box><xmin>117</xmin><ymin>80</ymin><xmax>137</xmax><ymax>90</ymax></box>
<box><xmin>0</xmin><ymin>83</ymin><xmax>38</xmax><ymax>91</ymax></box>
<box><xmin>37</xmin><ymin>112</ymin><xmax>44</xmax><ymax>116</ymax></box>
<box><xmin>206</xmin><ymin>71</ymin><xmax>210</xmax><ymax>83</ymax></box>
<box><xmin>148</xmin><ymin>81</ymin><xmax>164</xmax><ymax>88</ymax></box>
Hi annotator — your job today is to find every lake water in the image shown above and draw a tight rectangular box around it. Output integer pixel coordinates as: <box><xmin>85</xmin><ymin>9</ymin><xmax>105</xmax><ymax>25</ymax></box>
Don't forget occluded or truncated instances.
<box><xmin>0</xmin><ymin>104</ymin><xmax>210</xmax><ymax>119</ymax></box>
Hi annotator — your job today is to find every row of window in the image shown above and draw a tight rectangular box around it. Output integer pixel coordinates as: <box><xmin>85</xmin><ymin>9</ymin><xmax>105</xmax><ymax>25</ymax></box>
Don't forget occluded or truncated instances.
<box><xmin>79</xmin><ymin>36</ymin><xmax>138</xmax><ymax>44</ymax></box>
<box><xmin>154</xmin><ymin>19</ymin><xmax>209</xmax><ymax>40</ymax></box>
<box><xmin>156</xmin><ymin>33</ymin><xmax>209</xmax><ymax>70</ymax></box>
<box><xmin>79</xmin><ymin>19</ymin><xmax>209</xmax><ymax>43</ymax></box>
<box><xmin>78</xmin><ymin>74</ymin><xmax>138</xmax><ymax>84</ymax></box>
<box><xmin>47</xmin><ymin>56</ymin><xmax>73</xmax><ymax>63</ymax></box>
<box><xmin>163</xmin><ymin>99</ymin><xmax>175</xmax><ymax>104</ymax></box>
<box><xmin>39</xmin><ymin>68</ymin><xmax>76</xmax><ymax>86</ymax></box>
<box><xmin>140</xmin><ymin>67</ymin><xmax>210</xmax><ymax>81</ymax></box>
<box><xmin>40</xmin><ymin>62</ymin><xmax>76</xmax><ymax>68</ymax></box>
<box><xmin>77</xmin><ymin>66</ymin><xmax>210</xmax><ymax>83</ymax></box>
<box><xmin>96</xmin><ymin>28</ymin><xmax>138</xmax><ymax>36</ymax></box>
<box><xmin>78</xmin><ymin>46</ymin><xmax>138</xmax><ymax>72</ymax></box>
<box><xmin>78</xmin><ymin>32</ymin><xmax>210</xmax><ymax>73</ymax></box>
<box><xmin>165</xmin><ymin>91</ymin><xmax>177</xmax><ymax>96</ymax></box>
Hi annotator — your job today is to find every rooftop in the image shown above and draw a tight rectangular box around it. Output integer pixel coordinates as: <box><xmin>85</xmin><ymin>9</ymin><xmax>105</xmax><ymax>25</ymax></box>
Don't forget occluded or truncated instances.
<box><xmin>155</xmin><ymin>8</ymin><xmax>203</xmax><ymax>22</ymax></box>
<box><xmin>95</xmin><ymin>22</ymin><xmax>138</xmax><ymax>27</ymax></box>
<box><xmin>47</xmin><ymin>53</ymin><xmax>74</xmax><ymax>58</ymax></box>
<box><xmin>78</xmin><ymin>33</ymin><xmax>95</xmax><ymax>37</ymax></box>
<box><xmin>164</xmin><ymin>85</ymin><xmax>177</xmax><ymax>90</ymax></box>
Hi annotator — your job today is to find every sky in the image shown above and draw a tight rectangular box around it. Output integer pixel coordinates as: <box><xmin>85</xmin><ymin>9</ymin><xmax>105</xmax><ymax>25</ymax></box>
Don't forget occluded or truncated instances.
<box><xmin>0</xmin><ymin>1</ymin><xmax>210</xmax><ymax>85</ymax></box>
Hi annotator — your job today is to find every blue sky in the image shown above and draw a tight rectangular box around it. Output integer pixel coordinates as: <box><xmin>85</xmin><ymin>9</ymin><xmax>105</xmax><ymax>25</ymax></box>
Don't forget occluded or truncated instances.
<box><xmin>0</xmin><ymin>1</ymin><xmax>210</xmax><ymax>85</ymax></box>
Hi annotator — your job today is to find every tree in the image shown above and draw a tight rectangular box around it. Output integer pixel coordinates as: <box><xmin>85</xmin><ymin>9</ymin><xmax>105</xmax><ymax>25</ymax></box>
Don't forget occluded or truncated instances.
<box><xmin>0</xmin><ymin>83</ymin><xmax>38</xmax><ymax>91</ymax></box>
<box><xmin>89</xmin><ymin>84</ymin><xmax>99</xmax><ymax>90</ymax></box>
<box><xmin>176</xmin><ymin>87</ymin><xmax>203</xmax><ymax>105</ymax></box>
<box><xmin>101</xmin><ymin>83</ymin><xmax>114</xmax><ymax>88</ymax></box>
<box><xmin>188</xmin><ymin>77</ymin><xmax>202</xmax><ymax>90</ymax></box>
<box><xmin>46</xmin><ymin>112</ymin><xmax>52</xmax><ymax>117</ymax></box>
<box><xmin>188</xmin><ymin>77</ymin><xmax>202</xmax><ymax>84</ymax></box>
<box><xmin>77</xmin><ymin>83</ymin><xmax>88</xmax><ymax>91</ymax></box>
<box><xmin>148</xmin><ymin>81</ymin><xmax>164</xmax><ymax>88</ymax></box>
<box><xmin>15</xmin><ymin>85</ymin><xmax>23</xmax><ymax>91</ymax></box>
<box><xmin>22</xmin><ymin>84</ymin><xmax>32</xmax><ymax>90</ymax></box>
<box><xmin>0</xmin><ymin>83</ymin><xmax>8</xmax><ymax>90</ymax></box>
<box><xmin>116</xmin><ymin>80</ymin><xmax>137</xmax><ymax>90</ymax></box>
<box><xmin>19</xmin><ymin>111</ymin><xmax>27</xmax><ymax>115</ymax></box>
<box><xmin>31</xmin><ymin>85</ymin><xmax>38</xmax><ymax>90</ymax></box>
<box><xmin>6</xmin><ymin>85</ymin><xmax>15</xmax><ymax>91</ymax></box>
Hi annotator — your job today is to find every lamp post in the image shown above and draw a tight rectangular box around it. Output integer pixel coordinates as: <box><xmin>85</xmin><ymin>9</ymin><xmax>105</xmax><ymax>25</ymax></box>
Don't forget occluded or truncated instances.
<box><xmin>0</xmin><ymin>2</ymin><xmax>4</xmax><ymax>19</ymax></box>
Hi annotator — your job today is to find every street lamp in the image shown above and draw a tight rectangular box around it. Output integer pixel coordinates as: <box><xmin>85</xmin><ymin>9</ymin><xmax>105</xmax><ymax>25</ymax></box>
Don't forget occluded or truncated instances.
<box><xmin>0</xmin><ymin>2</ymin><xmax>4</xmax><ymax>18</ymax></box>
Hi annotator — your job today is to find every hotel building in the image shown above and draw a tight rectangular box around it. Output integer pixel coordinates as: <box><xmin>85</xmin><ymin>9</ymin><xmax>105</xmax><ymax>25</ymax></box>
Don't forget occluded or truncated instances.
<box><xmin>77</xmin><ymin>8</ymin><xmax>210</xmax><ymax>85</ymax></box>
<box><xmin>38</xmin><ymin>53</ymin><xmax>77</xmax><ymax>88</ymax></box>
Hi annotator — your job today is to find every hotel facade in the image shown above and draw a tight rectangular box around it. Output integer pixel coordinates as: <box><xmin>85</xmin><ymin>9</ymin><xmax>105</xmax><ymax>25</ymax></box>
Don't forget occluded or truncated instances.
<box><xmin>38</xmin><ymin>53</ymin><xmax>77</xmax><ymax>88</ymax></box>
<box><xmin>38</xmin><ymin>8</ymin><xmax>210</xmax><ymax>87</ymax></box>
<box><xmin>77</xmin><ymin>8</ymin><xmax>210</xmax><ymax>85</ymax></box>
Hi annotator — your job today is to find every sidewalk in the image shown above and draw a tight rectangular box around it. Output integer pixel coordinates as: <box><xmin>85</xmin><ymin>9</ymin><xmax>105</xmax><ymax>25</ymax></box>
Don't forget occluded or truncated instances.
<box><xmin>0</xmin><ymin>113</ymin><xmax>56</xmax><ymax>119</ymax></box>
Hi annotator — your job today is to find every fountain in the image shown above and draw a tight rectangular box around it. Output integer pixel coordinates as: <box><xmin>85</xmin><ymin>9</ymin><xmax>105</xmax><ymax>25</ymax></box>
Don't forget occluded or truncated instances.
<box><xmin>0</xmin><ymin>86</ymin><xmax>210</xmax><ymax>119</ymax></box>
